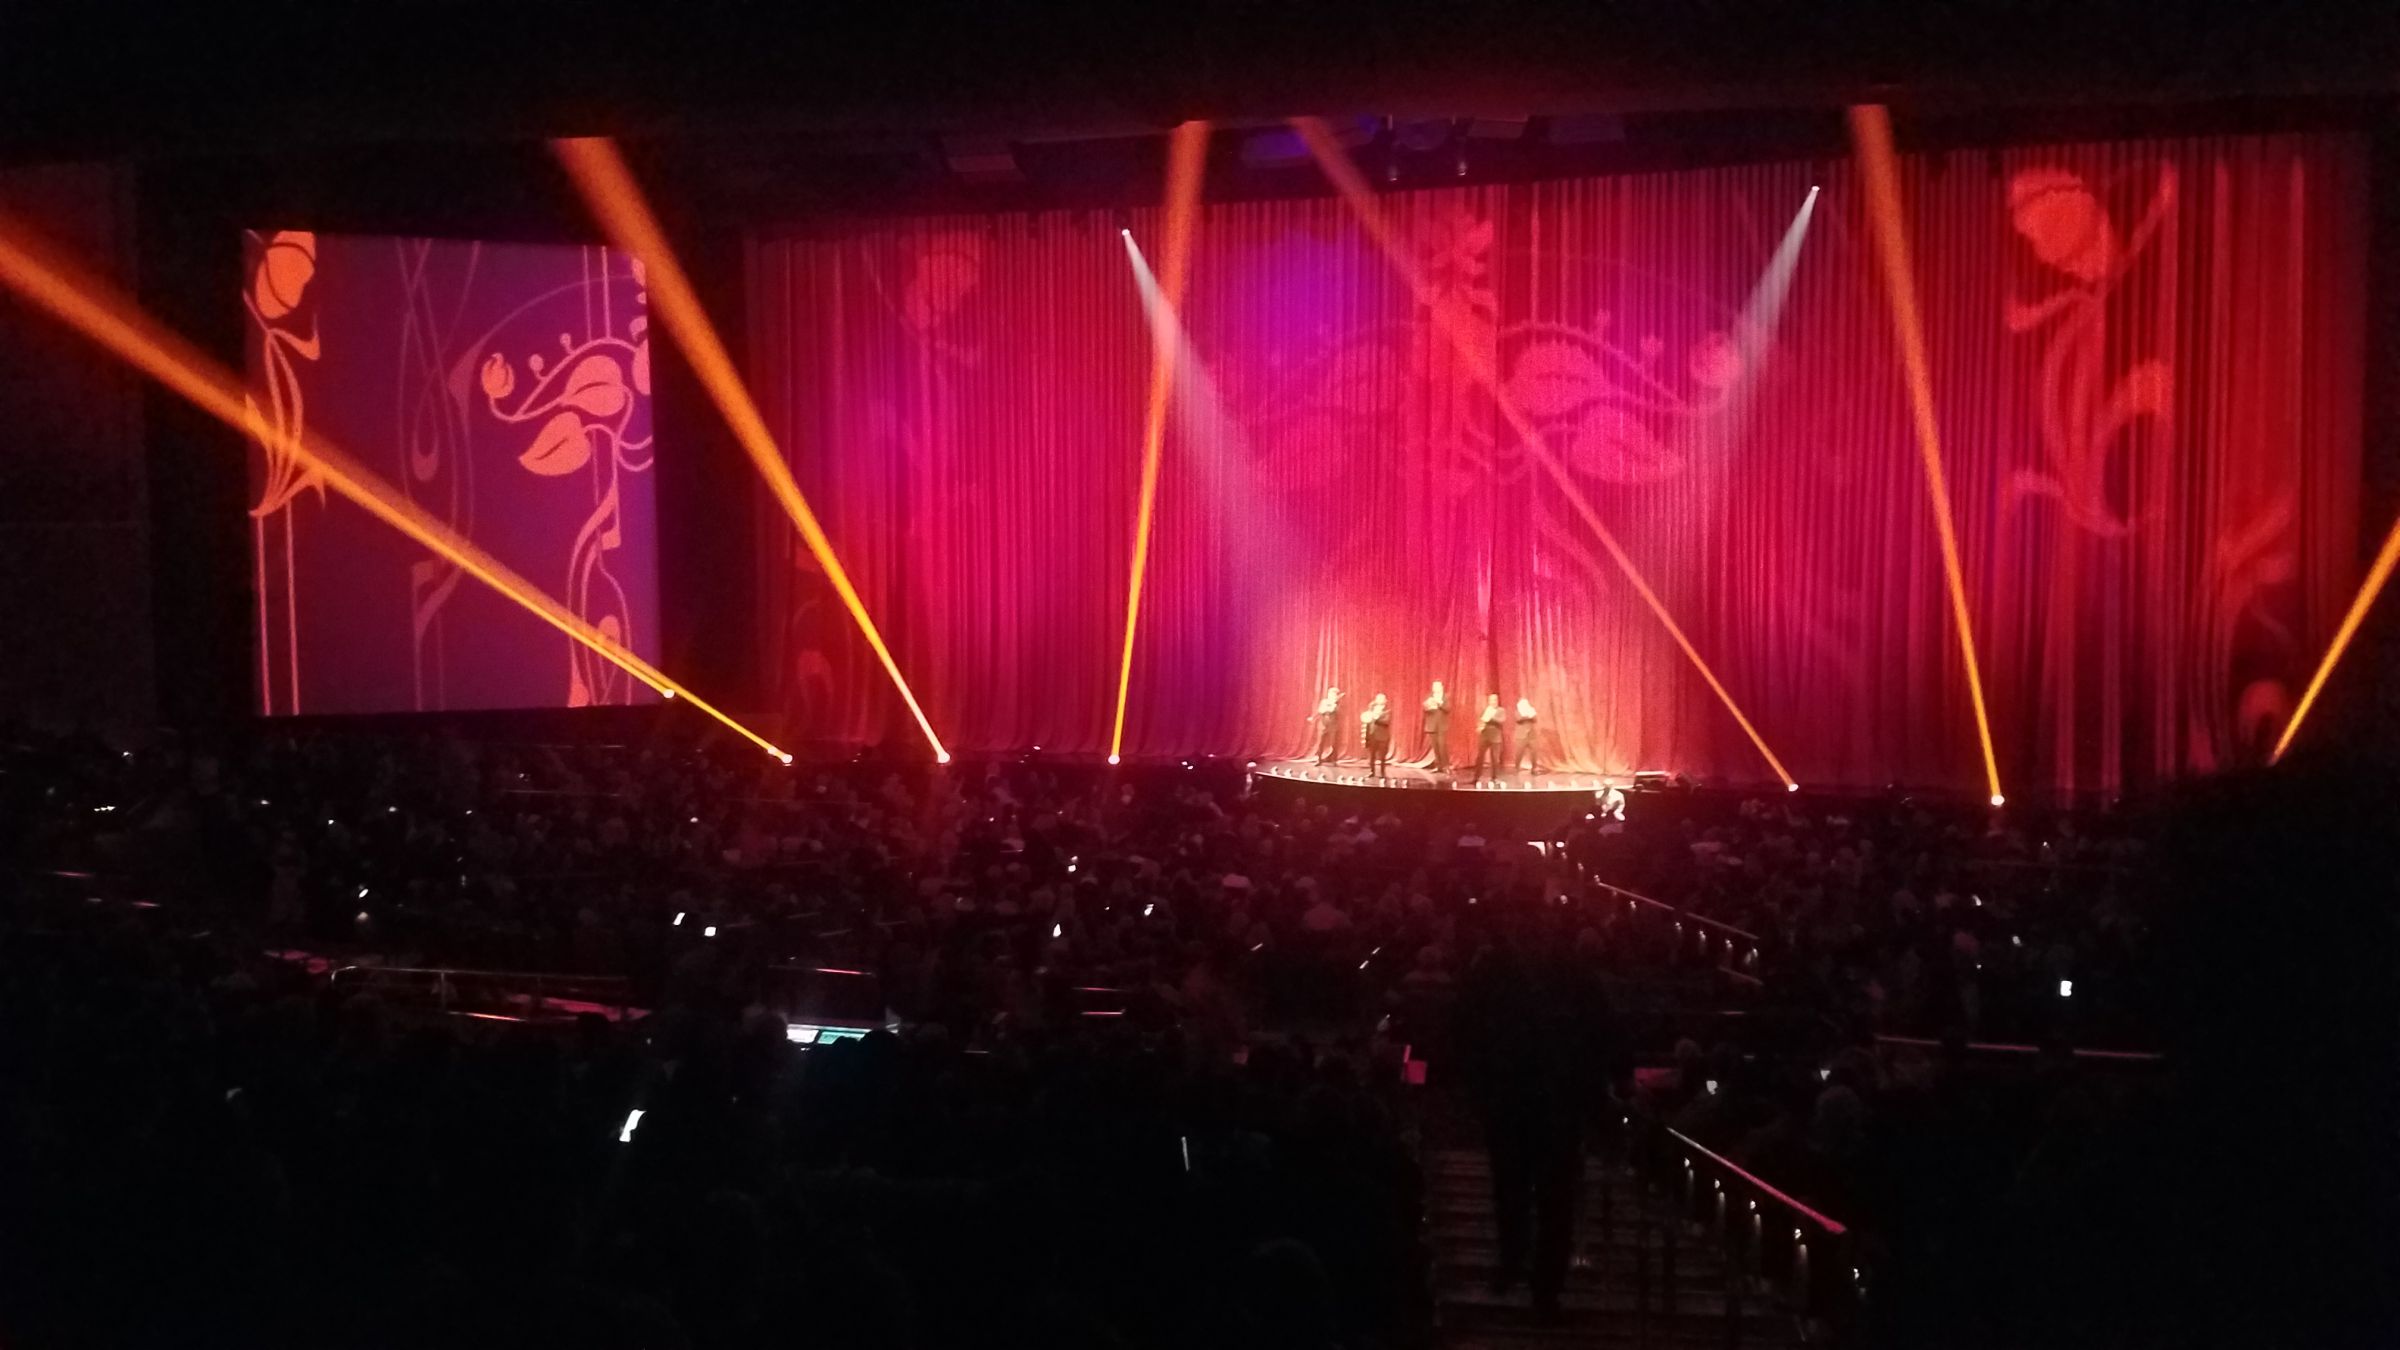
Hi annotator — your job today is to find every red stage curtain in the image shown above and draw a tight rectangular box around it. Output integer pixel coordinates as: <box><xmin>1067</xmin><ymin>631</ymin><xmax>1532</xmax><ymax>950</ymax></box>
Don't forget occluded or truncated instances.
<box><xmin>748</xmin><ymin>132</ymin><xmax>2366</xmax><ymax>795</ymax></box>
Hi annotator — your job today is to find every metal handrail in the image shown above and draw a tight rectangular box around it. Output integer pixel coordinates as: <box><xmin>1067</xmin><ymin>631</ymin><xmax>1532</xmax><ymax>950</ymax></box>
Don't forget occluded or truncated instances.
<box><xmin>327</xmin><ymin>963</ymin><xmax>631</xmax><ymax>985</ymax></box>
<box><xmin>325</xmin><ymin>962</ymin><xmax>637</xmax><ymax>1019</ymax></box>
<box><xmin>1664</xmin><ymin>1126</ymin><xmax>1845</xmax><ymax>1237</ymax></box>
<box><xmin>1627</xmin><ymin>1110</ymin><xmax>1862</xmax><ymax>1343</ymax></box>
<box><xmin>1581</xmin><ymin>875</ymin><xmax>1767</xmax><ymax>989</ymax></box>
<box><xmin>1871</xmin><ymin>1032</ymin><xmax>2164</xmax><ymax>1064</ymax></box>
<box><xmin>1585</xmin><ymin>877</ymin><xmax>1762</xmax><ymax>945</ymax></box>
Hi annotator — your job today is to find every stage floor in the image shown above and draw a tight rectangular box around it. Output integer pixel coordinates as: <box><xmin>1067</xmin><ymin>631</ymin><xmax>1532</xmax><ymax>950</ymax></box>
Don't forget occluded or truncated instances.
<box><xmin>1249</xmin><ymin>757</ymin><xmax>1623</xmax><ymax>831</ymax></box>
<box><xmin>1252</xmin><ymin>758</ymin><xmax>1618</xmax><ymax>795</ymax></box>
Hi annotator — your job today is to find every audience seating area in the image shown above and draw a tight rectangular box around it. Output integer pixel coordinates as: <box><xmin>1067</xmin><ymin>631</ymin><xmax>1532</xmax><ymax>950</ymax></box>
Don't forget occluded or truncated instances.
<box><xmin>0</xmin><ymin>723</ymin><xmax>2383</xmax><ymax>1348</ymax></box>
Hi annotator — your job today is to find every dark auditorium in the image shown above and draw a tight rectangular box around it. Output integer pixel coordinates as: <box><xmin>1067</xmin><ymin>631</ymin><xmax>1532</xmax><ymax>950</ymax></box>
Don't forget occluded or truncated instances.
<box><xmin>0</xmin><ymin>5</ymin><xmax>2395</xmax><ymax>1348</ymax></box>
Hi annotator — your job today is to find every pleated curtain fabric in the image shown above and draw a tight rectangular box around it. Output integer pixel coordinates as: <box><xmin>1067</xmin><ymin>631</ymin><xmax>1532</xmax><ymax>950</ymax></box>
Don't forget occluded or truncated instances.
<box><xmin>748</xmin><ymin>131</ymin><xmax>2366</xmax><ymax>796</ymax></box>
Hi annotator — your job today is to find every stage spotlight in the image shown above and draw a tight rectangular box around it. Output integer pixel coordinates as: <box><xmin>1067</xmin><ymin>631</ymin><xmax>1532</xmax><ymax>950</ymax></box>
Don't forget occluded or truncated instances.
<box><xmin>1850</xmin><ymin>105</ymin><xmax>2003</xmax><ymax>806</ymax></box>
<box><xmin>2273</xmin><ymin>505</ymin><xmax>2400</xmax><ymax>762</ymax></box>
<box><xmin>662</xmin><ymin>689</ymin><xmax>675</xmax><ymax>699</ymax></box>
<box><xmin>552</xmin><ymin>138</ymin><xmax>948</xmax><ymax>763</ymax></box>
<box><xmin>1109</xmin><ymin>119</ymin><xmax>1210</xmax><ymax>763</ymax></box>
<box><xmin>937</xmin><ymin>751</ymin><xmax>952</xmax><ymax>765</ymax></box>
<box><xmin>1990</xmin><ymin>793</ymin><xmax>2006</xmax><ymax>807</ymax></box>
<box><xmin>777</xmin><ymin>752</ymin><xmax>794</xmax><ymax>766</ymax></box>
<box><xmin>1787</xmin><ymin>782</ymin><xmax>1799</xmax><ymax>792</ymax></box>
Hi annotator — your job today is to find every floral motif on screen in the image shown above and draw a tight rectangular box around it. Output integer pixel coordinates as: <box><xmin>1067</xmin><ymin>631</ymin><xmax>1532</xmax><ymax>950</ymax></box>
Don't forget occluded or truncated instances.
<box><xmin>2004</xmin><ymin>166</ymin><xmax>2177</xmax><ymax>538</ymax></box>
<box><xmin>474</xmin><ymin>252</ymin><xmax>656</xmax><ymax>707</ymax></box>
<box><xmin>2004</xmin><ymin>160</ymin><xmax>2305</xmax><ymax>767</ymax></box>
<box><xmin>243</xmin><ymin>229</ymin><xmax>325</xmax><ymax>715</ymax></box>
<box><xmin>1240</xmin><ymin>207</ymin><xmax>1749</xmax><ymax>555</ymax></box>
<box><xmin>1228</xmin><ymin>204</ymin><xmax>1757</xmax><ymax>769</ymax></box>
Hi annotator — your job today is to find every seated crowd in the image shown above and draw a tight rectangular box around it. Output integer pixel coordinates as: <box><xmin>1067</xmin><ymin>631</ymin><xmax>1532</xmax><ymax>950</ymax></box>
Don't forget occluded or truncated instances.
<box><xmin>1581</xmin><ymin>789</ymin><xmax>2157</xmax><ymax>1046</ymax></box>
<box><xmin>1</xmin><ymin>726</ymin><xmax>1451</xmax><ymax>1350</ymax></box>
<box><xmin>1</xmin><ymin>722</ymin><xmax>2378</xmax><ymax>1348</ymax></box>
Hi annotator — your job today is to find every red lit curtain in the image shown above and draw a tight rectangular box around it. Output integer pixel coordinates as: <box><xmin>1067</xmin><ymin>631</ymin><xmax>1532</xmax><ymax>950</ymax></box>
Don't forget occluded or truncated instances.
<box><xmin>749</xmin><ymin>132</ymin><xmax>2365</xmax><ymax>795</ymax></box>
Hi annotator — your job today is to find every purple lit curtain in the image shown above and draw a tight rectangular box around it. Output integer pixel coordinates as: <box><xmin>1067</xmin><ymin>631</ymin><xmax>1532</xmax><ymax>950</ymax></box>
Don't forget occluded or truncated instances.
<box><xmin>749</xmin><ymin>131</ymin><xmax>2365</xmax><ymax>795</ymax></box>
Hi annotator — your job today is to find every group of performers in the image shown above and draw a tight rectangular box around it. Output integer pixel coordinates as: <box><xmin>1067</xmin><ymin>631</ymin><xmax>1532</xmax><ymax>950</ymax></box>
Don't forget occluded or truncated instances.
<box><xmin>1312</xmin><ymin>682</ymin><xmax>1543</xmax><ymax>781</ymax></box>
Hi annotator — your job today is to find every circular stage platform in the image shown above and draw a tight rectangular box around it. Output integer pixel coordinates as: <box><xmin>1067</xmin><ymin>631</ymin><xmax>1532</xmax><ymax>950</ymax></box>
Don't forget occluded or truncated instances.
<box><xmin>1249</xmin><ymin>758</ymin><xmax>1625</xmax><ymax>832</ymax></box>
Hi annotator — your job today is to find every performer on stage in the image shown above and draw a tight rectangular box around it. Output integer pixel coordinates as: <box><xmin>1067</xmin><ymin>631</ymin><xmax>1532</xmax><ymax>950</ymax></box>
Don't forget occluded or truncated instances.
<box><xmin>1421</xmin><ymin>681</ymin><xmax>1451</xmax><ymax>774</ymax></box>
<box><xmin>1597</xmin><ymin>778</ymin><xmax>1627</xmax><ymax>822</ymax></box>
<box><xmin>1474</xmin><ymin>693</ymin><xmax>1505</xmax><ymax>780</ymax></box>
<box><xmin>1513</xmin><ymin>695</ymin><xmax>1541</xmax><ymax>775</ymax></box>
<box><xmin>1313</xmin><ymin>687</ymin><xmax>1344</xmax><ymax>765</ymax></box>
<box><xmin>1361</xmin><ymin>693</ymin><xmax>1393</xmax><ymax>778</ymax></box>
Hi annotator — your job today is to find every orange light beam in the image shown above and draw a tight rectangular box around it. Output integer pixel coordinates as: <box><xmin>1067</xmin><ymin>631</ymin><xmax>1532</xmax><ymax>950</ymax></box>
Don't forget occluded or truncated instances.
<box><xmin>2270</xmin><ymin>506</ymin><xmax>2400</xmax><ymax>763</ymax></box>
<box><xmin>0</xmin><ymin>209</ymin><xmax>791</xmax><ymax>765</ymax></box>
<box><xmin>1293</xmin><ymin>117</ymin><xmax>1796</xmax><ymax>788</ymax></box>
<box><xmin>1848</xmin><ymin>105</ymin><xmax>2004</xmax><ymax>806</ymax></box>
<box><xmin>552</xmin><ymin>138</ymin><xmax>949</xmax><ymax>763</ymax></box>
<box><xmin>1110</xmin><ymin>119</ymin><xmax>1211</xmax><ymax>766</ymax></box>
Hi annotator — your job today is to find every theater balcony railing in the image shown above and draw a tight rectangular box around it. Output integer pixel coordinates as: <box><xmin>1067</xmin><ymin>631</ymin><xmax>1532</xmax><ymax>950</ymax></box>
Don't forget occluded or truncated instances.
<box><xmin>1621</xmin><ymin>1109</ymin><xmax>1864</xmax><ymax>1346</ymax></box>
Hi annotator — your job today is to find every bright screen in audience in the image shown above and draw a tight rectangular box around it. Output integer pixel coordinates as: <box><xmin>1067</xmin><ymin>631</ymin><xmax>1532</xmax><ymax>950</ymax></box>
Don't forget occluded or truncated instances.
<box><xmin>241</xmin><ymin>231</ymin><xmax>660</xmax><ymax>715</ymax></box>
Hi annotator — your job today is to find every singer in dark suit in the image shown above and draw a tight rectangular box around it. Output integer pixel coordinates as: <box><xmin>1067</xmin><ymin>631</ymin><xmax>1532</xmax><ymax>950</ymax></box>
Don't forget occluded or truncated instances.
<box><xmin>1513</xmin><ymin>696</ymin><xmax>1541</xmax><ymax>775</ymax></box>
<box><xmin>1421</xmin><ymin>681</ymin><xmax>1451</xmax><ymax>774</ymax></box>
<box><xmin>1474</xmin><ymin>694</ymin><xmax>1505</xmax><ymax>780</ymax></box>
<box><xmin>1361</xmin><ymin>694</ymin><xmax>1393</xmax><ymax>778</ymax></box>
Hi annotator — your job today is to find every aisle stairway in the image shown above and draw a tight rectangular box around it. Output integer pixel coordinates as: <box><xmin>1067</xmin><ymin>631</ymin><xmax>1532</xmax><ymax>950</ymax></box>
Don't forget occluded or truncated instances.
<box><xmin>1427</xmin><ymin>1146</ymin><xmax>1800</xmax><ymax>1350</ymax></box>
